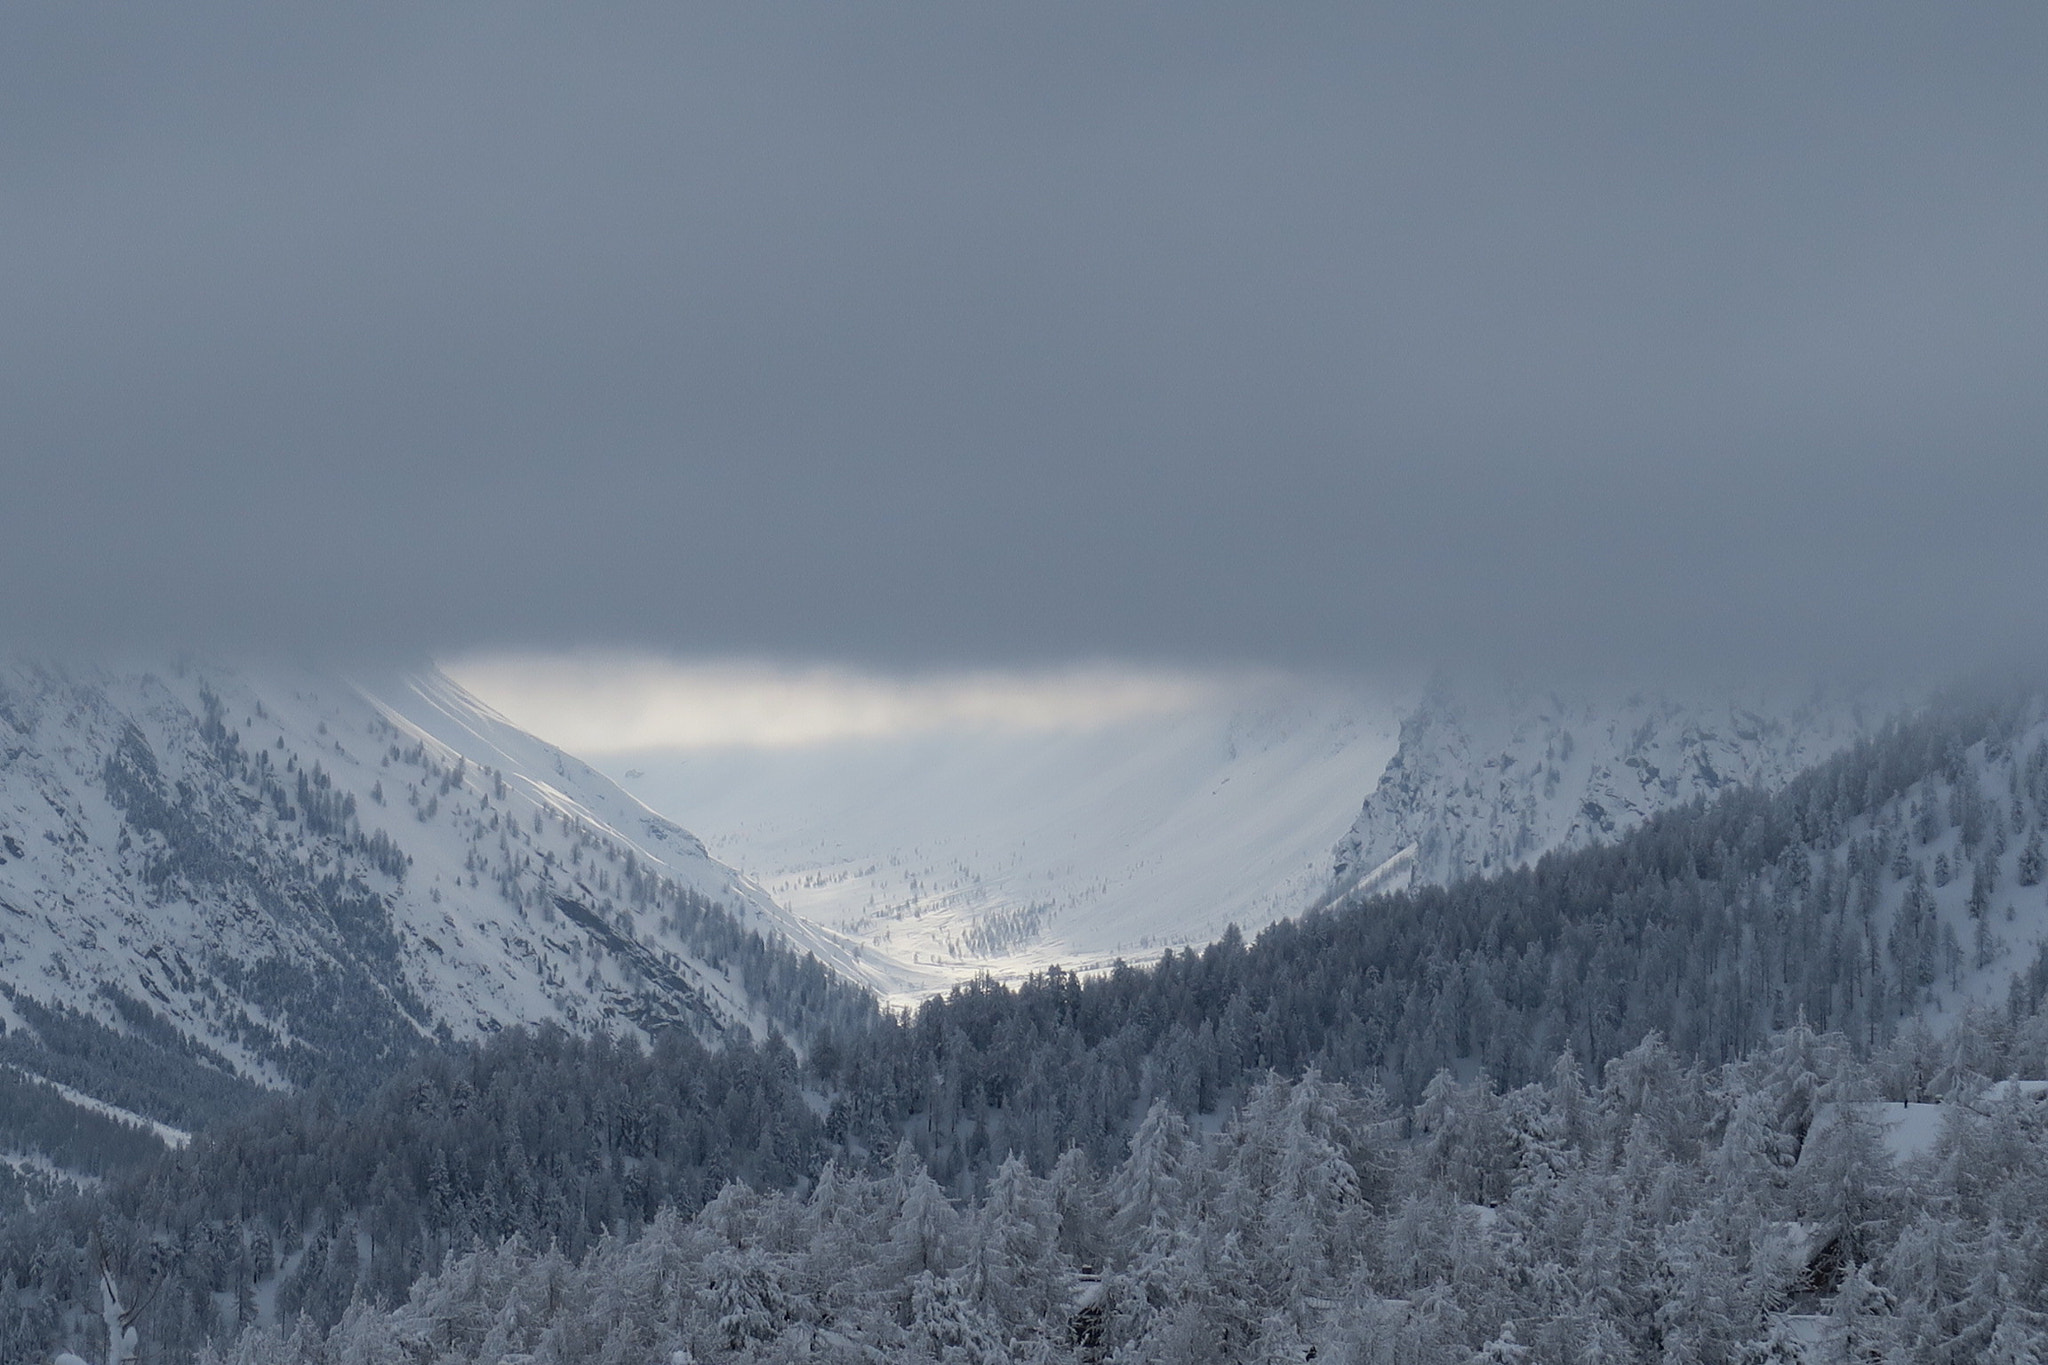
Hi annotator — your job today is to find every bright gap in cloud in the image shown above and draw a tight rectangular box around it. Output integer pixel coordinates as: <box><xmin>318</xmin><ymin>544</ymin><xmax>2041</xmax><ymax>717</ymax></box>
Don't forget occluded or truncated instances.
<box><xmin>440</xmin><ymin>652</ymin><xmax>1250</xmax><ymax>752</ymax></box>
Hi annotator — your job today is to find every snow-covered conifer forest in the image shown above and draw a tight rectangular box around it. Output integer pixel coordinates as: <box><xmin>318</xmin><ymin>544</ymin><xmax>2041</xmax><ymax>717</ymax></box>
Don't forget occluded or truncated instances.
<box><xmin>4</xmin><ymin>667</ymin><xmax>2048</xmax><ymax>1360</ymax></box>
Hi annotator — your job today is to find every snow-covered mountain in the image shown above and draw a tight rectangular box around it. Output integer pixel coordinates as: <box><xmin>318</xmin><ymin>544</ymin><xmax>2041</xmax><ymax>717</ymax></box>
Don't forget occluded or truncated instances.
<box><xmin>587</xmin><ymin>679</ymin><xmax>1406</xmax><ymax>1005</ymax></box>
<box><xmin>0</xmin><ymin>659</ymin><xmax>852</xmax><ymax>1170</ymax></box>
<box><xmin>1330</xmin><ymin>677</ymin><xmax>1898</xmax><ymax>897</ymax></box>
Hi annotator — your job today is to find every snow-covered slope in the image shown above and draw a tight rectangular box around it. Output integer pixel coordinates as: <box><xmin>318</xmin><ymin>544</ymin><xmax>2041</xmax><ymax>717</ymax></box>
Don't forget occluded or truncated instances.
<box><xmin>592</xmin><ymin>680</ymin><xmax>1404</xmax><ymax>1004</ymax></box>
<box><xmin>0</xmin><ymin>659</ymin><xmax>821</xmax><ymax>1129</ymax></box>
<box><xmin>1812</xmin><ymin>701</ymin><xmax>2048</xmax><ymax>1025</ymax></box>
<box><xmin>1331</xmin><ymin>677</ymin><xmax>1896</xmax><ymax>896</ymax></box>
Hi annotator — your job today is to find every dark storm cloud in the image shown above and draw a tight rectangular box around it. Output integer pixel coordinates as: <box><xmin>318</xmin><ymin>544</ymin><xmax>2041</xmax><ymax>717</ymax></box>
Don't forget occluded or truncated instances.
<box><xmin>2</xmin><ymin>2</ymin><xmax>2043</xmax><ymax>675</ymax></box>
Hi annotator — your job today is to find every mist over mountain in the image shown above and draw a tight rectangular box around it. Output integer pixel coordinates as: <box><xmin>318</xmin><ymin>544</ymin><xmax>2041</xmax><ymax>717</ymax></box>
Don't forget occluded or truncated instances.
<box><xmin>5</xmin><ymin>4</ymin><xmax>2044</xmax><ymax>1358</ymax></box>
<box><xmin>531</xmin><ymin>671</ymin><xmax>1900</xmax><ymax>1011</ymax></box>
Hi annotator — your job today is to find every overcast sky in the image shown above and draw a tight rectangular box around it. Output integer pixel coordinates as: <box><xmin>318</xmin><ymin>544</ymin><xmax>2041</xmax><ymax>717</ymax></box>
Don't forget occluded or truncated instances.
<box><xmin>4</xmin><ymin>3</ymin><xmax>2043</xmax><ymax>679</ymax></box>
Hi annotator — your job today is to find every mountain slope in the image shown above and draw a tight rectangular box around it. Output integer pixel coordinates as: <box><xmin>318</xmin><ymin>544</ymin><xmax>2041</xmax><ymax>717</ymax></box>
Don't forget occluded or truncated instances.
<box><xmin>1330</xmin><ymin>676</ymin><xmax>1895</xmax><ymax>896</ymax></box>
<box><xmin>0</xmin><ymin>659</ymin><xmax>866</xmax><ymax>1179</ymax></box>
<box><xmin>349</xmin><ymin>667</ymin><xmax>871</xmax><ymax>988</ymax></box>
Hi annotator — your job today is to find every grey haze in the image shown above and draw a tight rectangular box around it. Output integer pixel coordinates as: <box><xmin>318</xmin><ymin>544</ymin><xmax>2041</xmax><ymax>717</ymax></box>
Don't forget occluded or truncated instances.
<box><xmin>1</xmin><ymin>2</ymin><xmax>2042</xmax><ymax>676</ymax></box>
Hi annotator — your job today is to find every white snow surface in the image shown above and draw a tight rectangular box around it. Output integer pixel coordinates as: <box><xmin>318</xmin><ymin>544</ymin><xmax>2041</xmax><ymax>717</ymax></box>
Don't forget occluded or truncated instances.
<box><xmin>588</xmin><ymin>679</ymin><xmax>1407</xmax><ymax>1005</ymax></box>
<box><xmin>1810</xmin><ymin>1085</ymin><xmax>2048</xmax><ymax>1170</ymax></box>
<box><xmin>0</xmin><ymin>659</ymin><xmax>799</xmax><ymax>1091</ymax></box>
<box><xmin>1806</xmin><ymin>1101</ymin><xmax>1949</xmax><ymax>1165</ymax></box>
<box><xmin>1331</xmin><ymin>676</ymin><xmax>1899</xmax><ymax>896</ymax></box>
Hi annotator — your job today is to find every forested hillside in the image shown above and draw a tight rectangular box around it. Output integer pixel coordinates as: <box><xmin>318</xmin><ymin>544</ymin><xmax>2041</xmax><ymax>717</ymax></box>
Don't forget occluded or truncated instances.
<box><xmin>10</xmin><ymin>681</ymin><xmax>2048</xmax><ymax>1361</ymax></box>
<box><xmin>196</xmin><ymin>1024</ymin><xmax>2048</xmax><ymax>1364</ymax></box>
<box><xmin>22</xmin><ymin>1012</ymin><xmax>2048</xmax><ymax>1363</ymax></box>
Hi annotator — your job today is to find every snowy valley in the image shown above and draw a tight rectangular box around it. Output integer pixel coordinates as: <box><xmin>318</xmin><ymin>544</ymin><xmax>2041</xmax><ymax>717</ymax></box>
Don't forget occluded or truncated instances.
<box><xmin>548</xmin><ymin>672</ymin><xmax>1893</xmax><ymax>1006</ymax></box>
<box><xmin>578</xmin><ymin>678</ymin><xmax>1407</xmax><ymax>1004</ymax></box>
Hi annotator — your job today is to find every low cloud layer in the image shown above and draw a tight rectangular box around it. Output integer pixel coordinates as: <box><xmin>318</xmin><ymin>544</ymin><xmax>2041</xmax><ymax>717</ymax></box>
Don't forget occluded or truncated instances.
<box><xmin>4</xmin><ymin>4</ymin><xmax>2043</xmax><ymax>679</ymax></box>
<box><xmin>444</xmin><ymin>653</ymin><xmax>1252</xmax><ymax>752</ymax></box>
